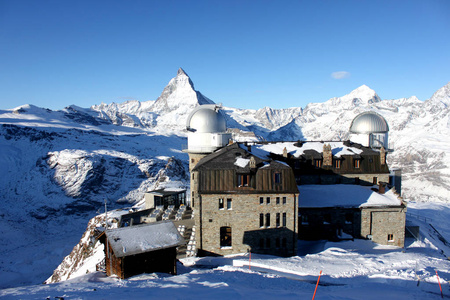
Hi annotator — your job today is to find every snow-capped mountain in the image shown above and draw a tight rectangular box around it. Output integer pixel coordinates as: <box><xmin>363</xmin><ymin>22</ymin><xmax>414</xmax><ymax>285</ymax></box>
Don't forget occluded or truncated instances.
<box><xmin>0</xmin><ymin>68</ymin><xmax>449</xmax><ymax>289</ymax></box>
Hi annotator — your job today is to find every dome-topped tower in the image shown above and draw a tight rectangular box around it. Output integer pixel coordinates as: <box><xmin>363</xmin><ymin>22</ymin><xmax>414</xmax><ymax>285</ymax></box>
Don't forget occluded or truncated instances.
<box><xmin>349</xmin><ymin>111</ymin><xmax>389</xmax><ymax>149</ymax></box>
<box><xmin>185</xmin><ymin>104</ymin><xmax>232</xmax><ymax>155</ymax></box>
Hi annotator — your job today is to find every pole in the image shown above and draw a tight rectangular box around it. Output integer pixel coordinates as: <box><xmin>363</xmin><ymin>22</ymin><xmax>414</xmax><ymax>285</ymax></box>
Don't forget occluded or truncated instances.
<box><xmin>436</xmin><ymin>270</ymin><xmax>443</xmax><ymax>299</ymax></box>
<box><xmin>249</xmin><ymin>251</ymin><xmax>251</xmax><ymax>270</ymax></box>
<box><xmin>312</xmin><ymin>270</ymin><xmax>322</xmax><ymax>300</ymax></box>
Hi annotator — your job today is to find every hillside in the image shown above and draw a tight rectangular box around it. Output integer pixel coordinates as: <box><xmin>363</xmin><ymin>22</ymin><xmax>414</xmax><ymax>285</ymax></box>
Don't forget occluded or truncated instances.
<box><xmin>0</xmin><ymin>69</ymin><xmax>449</xmax><ymax>289</ymax></box>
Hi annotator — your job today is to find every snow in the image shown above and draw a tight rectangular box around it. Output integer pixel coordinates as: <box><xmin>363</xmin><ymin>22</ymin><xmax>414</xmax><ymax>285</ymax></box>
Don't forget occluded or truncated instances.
<box><xmin>234</xmin><ymin>157</ymin><xmax>250</xmax><ymax>168</ymax></box>
<box><xmin>299</xmin><ymin>185</ymin><xmax>402</xmax><ymax>208</ymax></box>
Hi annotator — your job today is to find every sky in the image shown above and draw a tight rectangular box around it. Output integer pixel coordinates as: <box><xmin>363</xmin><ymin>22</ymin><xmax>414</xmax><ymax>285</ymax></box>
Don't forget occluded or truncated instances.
<box><xmin>0</xmin><ymin>0</ymin><xmax>449</xmax><ymax>111</ymax></box>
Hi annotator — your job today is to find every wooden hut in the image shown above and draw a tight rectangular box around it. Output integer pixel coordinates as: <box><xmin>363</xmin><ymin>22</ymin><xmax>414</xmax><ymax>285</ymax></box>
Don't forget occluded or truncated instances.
<box><xmin>98</xmin><ymin>221</ymin><xmax>185</xmax><ymax>279</ymax></box>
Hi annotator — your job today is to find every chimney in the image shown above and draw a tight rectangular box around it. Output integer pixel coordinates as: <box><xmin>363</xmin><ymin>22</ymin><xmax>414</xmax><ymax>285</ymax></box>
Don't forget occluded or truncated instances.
<box><xmin>323</xmin><ymin>144</ymin><xmax>332</xmax><ymax>166</ymax></box>
<box><xmin>378</xmin><ymin>182</ymin><xmax>386</xmax><ymax>194</ymax></box>
<box><xmin>283</xmin><ymin>147</ymin><xmax>288</xmax><ymax>158</ymax></box>
<box><xmin>250</xmin><ymin>156</ymin><xmax>256</xmax><ymax>169</ymax></box>
<box><xmin>380</xmin><ymin>146</ymin><xmax>386</xmax><ymax>165</ymax></box>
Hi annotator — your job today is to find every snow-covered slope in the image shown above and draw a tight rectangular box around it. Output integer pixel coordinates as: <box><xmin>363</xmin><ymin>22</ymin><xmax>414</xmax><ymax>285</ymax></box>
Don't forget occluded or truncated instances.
<box><xmin>0</xmin><ymin>69</ymin><xmax>449</xmax><ymax>290</ymax></box>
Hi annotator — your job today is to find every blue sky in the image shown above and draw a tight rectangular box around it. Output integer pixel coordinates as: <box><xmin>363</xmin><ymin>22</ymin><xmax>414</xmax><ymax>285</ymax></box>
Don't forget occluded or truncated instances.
<box><xmin>1</xmin><ymin>0</ymin><xmax>449</xmax><ymax>110</ymax></box>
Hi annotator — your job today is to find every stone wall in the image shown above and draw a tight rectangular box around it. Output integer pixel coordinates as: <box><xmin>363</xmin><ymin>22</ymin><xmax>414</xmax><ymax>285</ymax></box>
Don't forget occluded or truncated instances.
<box><xmin>196</xmin><ymin>193</ymin><xmax>298</xmax><ymax>256</ymax></box>
<box><xmin>360</xmin><ymin>206</ymin><xmax>406</xmax><ymax>247</ymax></box>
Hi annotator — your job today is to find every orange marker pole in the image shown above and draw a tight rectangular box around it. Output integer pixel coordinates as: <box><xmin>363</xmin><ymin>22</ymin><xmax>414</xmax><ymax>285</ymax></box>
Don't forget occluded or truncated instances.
<box><xmin>436</xmin><ymin>270</ymin><xmax>443</xmax><ymax>299</ymax></box>
<box><xmin>312</xmin><ymin>270</ymin><xmax>322</xmax><ymax>300</ymax></box>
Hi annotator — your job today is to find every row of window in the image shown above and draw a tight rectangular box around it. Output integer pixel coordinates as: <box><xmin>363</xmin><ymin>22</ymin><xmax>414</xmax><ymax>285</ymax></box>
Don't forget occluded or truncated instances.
<box><xmin>313</xmin><ymin>159</ymin><xmax>360</xmax><ymax>169</ymax></box>
<box><xmin>260</xmin><ymin>212</ymin><xmax>287</xmax><ymax>228</ymax></box>
<box><xmin>259</xmin><ymin>237</ymin><xmax>288</xmax><ymax>249</ymax></box>
<box><xmin>259</xmin><ymin>196</ymin><xmax>287</xmax><ymax>205</ymax></box>
<box><xmin>219</xmin><ymin>226</ymin><xmax>289</xmax><ymax>249</ymax></box>
<box><xmin>237</xmin><ymin>172</ymin><xmax>282</xmax><ymax>188</ymax></box>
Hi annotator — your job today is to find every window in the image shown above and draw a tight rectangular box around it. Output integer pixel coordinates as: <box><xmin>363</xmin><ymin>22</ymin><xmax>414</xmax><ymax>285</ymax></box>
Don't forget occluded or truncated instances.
<box><xmin>354</xmin><ymin>159</ymin><xmax>360</xmax><ymax>168</ymax></box>
<box><xmin>266</xmin><ymin>197</ymin><xmax>271</xmax><ymax>205</ymax></box>
<box><xmin>276</xmin><ymin>237</ymin><xmax>280</xmax><ymax>249</ymax></box>
<box><xmin>282</xmin><ymin>238</ymin><xmax>287</xmax><ymax>249</ymax></box>
<box><xmin>260</xmin><ymin>213</ymin><xmax>264</xmax><ymax>227</ymax></box>
<box><xmin>388</xmin><ymin>234</ymin><xmax>394</xmax><ymax>242</ymax></box>
<box><xmin>238</xmin><ymin>174</ymin><xmax>250</xmax><ymax>187</ymax></box>
<box><xmin>335</xmin><ymin>160</ymin><xmax>341</xmax><ymax>169</ymax></box>
<box><xmin>260</xmin><ymin>197</ymin><xmax>264</xmax><ymax>205</ymax></box>
<box><xmin>266</xmin><ymin>213</ymin><xmax>270</xmax><ymax>227</ymax></box>
<box><xmin>276</xmin><ymin>197</ymin><xmax>280</xmax><ymax>205</ymax></box>
<box><xmin>282</xmin><ymin>213</ymin><xmax>287</xmax><ymax>227</ymax></box>
<box><xmin>220</xmin><ymin>227</ymin><xmax>232</xmax><ymax>248</ymax></box>
<box><xmin>192</xmin><ymin>173</ymin><xmax>195</xmax><ymax>179</ymax></box>
<box><xmin>345</xmin><ymin>213</ymin><xmax>353</xmax><ymax>224</ymax></box>
<box><xmin>227</xmin><ymin>198</ymin><xmax>232</xmax><ymax>210</ymax></box>
<box><xmin>301</xmin><ymin>214</ymin><xmax>309</xmax><ymax>225</ymax></box>
<box><xmin>218</xmin><ymin>198</ymin><xmax>224</xmax><ymax>210</ymax></box>
<box><xmin>314</xmin><ymin>159</ymin><xmax>322</xmax><ymax>168</ymax></box>
<box><xmin>259</xmin><ymin>238</ymin><xmax>264</xmax><ymax>249</ymax></box>
<box><xmin>276</xmin><ymin>213</ymin><xmax>280</xmax><ymax>227</ymax></box>
<box><xmin>266</xmin><ymin>238</ymin><xmax>271</xmax><ymax>248</ymax></box>
<box><xmin>274</xmin><ymin>172</ymin><xmax>282</xmax><ymax>184</ymax></box>
<box><xmin>282</xmin><ymin>197</ymin><xmax>287</xmax><ymax>205</ymax></box>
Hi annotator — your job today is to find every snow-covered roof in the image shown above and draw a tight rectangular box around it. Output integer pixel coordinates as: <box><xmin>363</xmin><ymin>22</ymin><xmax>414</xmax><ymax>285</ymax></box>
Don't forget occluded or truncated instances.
<box><xmin>105</xmin><ymin>221</ymin><xmax>185</xmax><ymax>258</ymax></box>
<box><xmin>249</xmin><ymin>141</ymin><xmax>364</xmax><ymax>158</ymax></box>
<box><xmin>298</xmin><ymin>185</ymin><xmax>402</xmax><ymax>208</ymax></box>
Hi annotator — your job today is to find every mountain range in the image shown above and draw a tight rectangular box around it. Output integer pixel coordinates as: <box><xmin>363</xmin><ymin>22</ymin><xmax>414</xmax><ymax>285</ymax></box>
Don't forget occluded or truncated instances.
<box><xmin>0</xmin><ymin>68</ymin><xmax>449</xmax><ymax>288</ymax></box>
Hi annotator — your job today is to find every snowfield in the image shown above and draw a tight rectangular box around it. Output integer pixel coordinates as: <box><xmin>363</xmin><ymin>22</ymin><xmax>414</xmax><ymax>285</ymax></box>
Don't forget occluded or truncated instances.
<box><xmin>1</xmin><ymin>223</ymin><xmax>449</xmax><ymax>299</ymax></box>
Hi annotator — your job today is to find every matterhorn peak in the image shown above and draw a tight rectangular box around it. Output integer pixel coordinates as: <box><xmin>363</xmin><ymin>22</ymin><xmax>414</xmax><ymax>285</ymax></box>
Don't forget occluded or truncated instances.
<box><xmin>150</xmin><ymin>68</ymin><xmax>214</xmax><ymax>114</ymax></box>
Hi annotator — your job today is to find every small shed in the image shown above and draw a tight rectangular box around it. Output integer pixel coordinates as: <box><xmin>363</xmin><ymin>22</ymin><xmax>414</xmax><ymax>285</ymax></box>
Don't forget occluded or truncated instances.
<box><xmin>144</xmin><ymin>188</ymin><xmax>187</xmax><ymax>209</ymax></box>
<box><xmin>98</xmin><ymin>221</ymin><xmax>185</xmax><ymax>279</ymax></box>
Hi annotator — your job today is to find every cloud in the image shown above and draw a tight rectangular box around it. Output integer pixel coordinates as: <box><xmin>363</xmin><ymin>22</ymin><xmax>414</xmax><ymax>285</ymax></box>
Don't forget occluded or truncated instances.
<box><xmin>331</xmin><ymin>71</ymin><xmax>351</xmax><ymax>80</ymax></box>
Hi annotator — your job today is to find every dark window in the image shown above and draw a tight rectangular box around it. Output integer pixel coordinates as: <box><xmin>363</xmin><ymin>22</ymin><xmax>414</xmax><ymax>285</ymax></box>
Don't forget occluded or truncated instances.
<box><xmin>260</xmin><ymin>213</ymin><xmax>264</xmax><ymax>227</ymax></box>
<box><xmin>283</xmin><ymin>197</ymin><xmax>287</xmax><ymax>204</ymax></box>
<box><xmin>220</xmin><ymin>227</ymin><xmax>232</xmax><ymax>247</ymax></box>
<box><xmin>227</xmin><ymin>198</ymin><xmax>232</xmax><ymax>210</ymax></box>
<box><xmin>266</xmin><ymin>197</ymin><xmax>271</xmax><ymax>205</ymax></box>
<box><xmin>274</xmin><ymin>172</ymin><xmax>282</xmax><ymax>184</ymax></box>
<box><xmin>388</xmin><ymin>234</ymin><xmax>394</xmax><ymax>241</ymax></box>
<box><xmin>259</xmin><ymin>238</ymin><xmax>264</xmax><ymax>249</ymax></box>
<box><xmin>276</xmin><ymin>197</ymin><xmax>280</xmax><ymax>204</ymax></box>
<box><xmin>218</xmin><ymin>198</ymin><xmax>224</xmax><ymax>210</ymax></box>
<box><xmin>238</xmin><ymin>174</ymin><xmax>250</xmax><ymax>187</ymax></box>
<box><xmin>335</xmin><ymin>160</ymin><xmax>341</xmax><ymax>169</ymax></box>
<box><xmin>260</xmin><ymin>197</ymin><xmax>264</xmax><ymax>205</ymax></box>
<box><xmin>276</xmin><ymin>237</ymin><xmax>280</xmax><ymax>249</ymax></box>
<box><xmin>282</xmin><ymin>238</ymin><xmax>287</xmax><ymax>249</ymax></box>
<box><xmin>266</xmin><ymin>238</ymin><xmax>271</xmax><ymax>248</ymax></box>
<box><xmin>266</xmin><ymin>213</ymin><xmax>270</xmax><ymax>227</ymax></box>
<box><xmin>301</xmin><ymin>214</ymin><xmax>308</xmax><ymax>224</ymax></box>
<box><xmin>282</xmin><ymin>212</ymin><xmax>287</xmax><ymax>227</ymax></box>
<box><xmin>276</xmin><ymin>213</ymin><xmax>280</xmax><ymax>227</ymax></box>
<box><xmin>315</xmin><ymin>159</ymin><xmax>322</xmax><ymax>168</ymax></box>
<box><xmin>345</xmin><ymin>213</ymin><xmax>353</xmax><ymax>223</ymax></box>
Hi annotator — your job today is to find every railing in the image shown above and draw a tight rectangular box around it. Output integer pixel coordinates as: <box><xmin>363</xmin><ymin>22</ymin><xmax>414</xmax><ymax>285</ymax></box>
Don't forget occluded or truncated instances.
<box><xmin>406</xmin><ymin>212</ymin><xmax>431</xmax><ymax>223</ymax></box>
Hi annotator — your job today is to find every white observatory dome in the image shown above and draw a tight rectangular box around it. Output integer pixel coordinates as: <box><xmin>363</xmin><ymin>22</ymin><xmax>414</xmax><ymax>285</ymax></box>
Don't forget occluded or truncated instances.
<box><xmin>186</xmin><ymin>105</ymin><xmax>232</xmax><ymax>154</ymax></box>
<box><xmin>349</xmin><ymin>111</ymin><xmax>389</xmax><ymax>149</ymax></box>
<box><xmin>350</xmin><ymin>111</ymin><xmax>389</xmax><ymax>134</ymax></box>
<box><xmin>188</xmin><ymin>105</ymin><xmax>227</xmax><ymax>133</ymax></box>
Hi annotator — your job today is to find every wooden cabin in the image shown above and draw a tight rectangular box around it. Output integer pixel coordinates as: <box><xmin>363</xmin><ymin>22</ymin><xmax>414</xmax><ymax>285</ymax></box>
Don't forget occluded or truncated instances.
<box><xmin>98</xmin><ymin>221</ymin><xmax>185</xmax><ymax>279</ymax></box>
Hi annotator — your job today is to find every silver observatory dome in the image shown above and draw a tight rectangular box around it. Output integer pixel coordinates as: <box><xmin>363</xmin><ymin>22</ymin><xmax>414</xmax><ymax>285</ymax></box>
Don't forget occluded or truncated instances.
<box><xmin>186</xmin><ymin>105</ymin><xmax>227</xmax><ymax>133</ymax></box>
<box><xmin>349</xmin><ymin>111</ymin><xmax>389</xmax><ymax>134</ymax></box>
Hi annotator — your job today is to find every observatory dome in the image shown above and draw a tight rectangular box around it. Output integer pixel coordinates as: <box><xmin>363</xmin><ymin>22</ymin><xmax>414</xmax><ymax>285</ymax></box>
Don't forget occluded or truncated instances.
<box><xmin>349</xmin><ymin>111</ymin><xmax>389</xmax><ymax>134</ymax></box>
<box><xmin>187</xmin><ymin>105</ymin><xmax>227</xmax><ymax>133</ymax></box>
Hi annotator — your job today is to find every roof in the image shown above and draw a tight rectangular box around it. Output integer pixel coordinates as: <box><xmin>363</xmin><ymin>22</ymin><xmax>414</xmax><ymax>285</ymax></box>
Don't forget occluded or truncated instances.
<box><xmin>349</xmin><ymin>111</ymin><xmax>389</xmax><ymax>134</ymax></box>
<box><xmin>248</xmin><ymin>141</ymin><xmax>378</xmax><ymax>159</ymax></box>
<box><xmin>146</xmin><ymin>188</ymin><xmax>186</xmax><ymax>197</ymax></box>
<box><xmin>298</xmin><ymin>184</ymin><xmax>402</xmax><ymax>208</ymax></box>
<box><xmin>104</xmin><ymin>221</ymin><xmax>185</xmax><ymax>258</ymax></box>
<box><xmin>193</xmin><ymin>142</ymin><xmax>291</xmax><ymax>172</ymax></box>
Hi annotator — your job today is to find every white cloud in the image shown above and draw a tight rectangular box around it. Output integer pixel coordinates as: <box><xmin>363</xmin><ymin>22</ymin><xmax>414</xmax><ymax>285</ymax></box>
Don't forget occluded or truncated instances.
<box><xmin>331</xmin><ymin>71</ymin><xmax>351</xmax><ymax>80</ymax></box>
